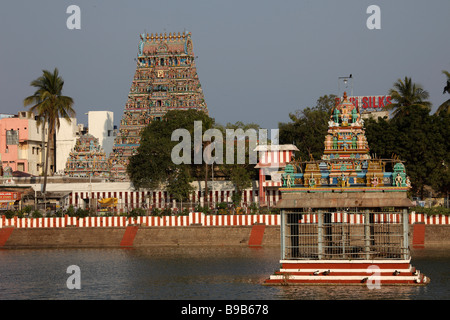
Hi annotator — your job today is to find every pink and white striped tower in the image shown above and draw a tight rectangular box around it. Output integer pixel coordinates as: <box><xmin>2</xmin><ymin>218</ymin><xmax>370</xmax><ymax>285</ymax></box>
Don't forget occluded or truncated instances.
<box><xmin>254</xmin><ymin>144</ymin><xmax>298</xmax><ymax>206</ymax></box>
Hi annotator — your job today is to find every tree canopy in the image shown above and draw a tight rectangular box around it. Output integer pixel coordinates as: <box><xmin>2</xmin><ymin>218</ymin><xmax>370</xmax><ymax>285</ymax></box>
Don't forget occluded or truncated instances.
<box><xmin>436</xmin><ymin>70</ymin><xmax>450</xmax><ymax>115</ymax></box>
<box><xmin>385</xmin><ymin>76</ymin><xmax>431</xmax><ymax>119</ymax></box>
<box><xmin>279</xmin><ymin>94</ymin><xmax>336</xmax><ymax>162</ymax></box>
<box><xmin>127</xmin><ymin>109</ymin><xmax>213</xmax><ymax>200</ymax></box>
<box><xmin>364</xmin><ymin>106</ymin><xmax>449</xmax><ymax>197</ymax></box>
<box><xmin>23</xmin><ymin>68</ymin><xmax>75</xmax><ymax>194</ymax></box>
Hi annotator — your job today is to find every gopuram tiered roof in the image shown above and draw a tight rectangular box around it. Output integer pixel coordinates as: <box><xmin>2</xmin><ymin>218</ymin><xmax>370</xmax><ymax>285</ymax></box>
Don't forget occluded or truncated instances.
<box><xmin>108</xmin><ymin>31</ymin><xmax>208</xmax><ymax>181</ymax></box>
<box><xmin>278</xmin><ymin>92</ymin><xmax>412</xmax><ymax>207</ymax></box>
<box><xmin>64</xmin><ymin>134</ymin><xmax>110</xmax><ymax>178</ymax></box>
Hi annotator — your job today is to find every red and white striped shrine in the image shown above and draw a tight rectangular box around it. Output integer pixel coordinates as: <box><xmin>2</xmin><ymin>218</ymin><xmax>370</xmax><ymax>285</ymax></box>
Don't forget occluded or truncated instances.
<box><xmin>254</xmin><ymin>145</ymin><xmax>298</xmax><ymax>205</ymax></box>
<box><xmin>263</xmin><ymin>259</ymin><xmax>429</xmax><ymax>286</ymax></box>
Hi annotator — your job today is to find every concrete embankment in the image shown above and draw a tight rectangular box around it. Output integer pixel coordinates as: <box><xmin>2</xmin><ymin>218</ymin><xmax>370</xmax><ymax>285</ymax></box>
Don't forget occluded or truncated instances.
<box><xmin>0</xmin><ymin>225</ymin><xmax>281</xmax><ymax>249</ymax></box>
<box><xmin>1</xmin><ymin>224</ymin><xmax>449</xmax><ymax>249</ymax></box>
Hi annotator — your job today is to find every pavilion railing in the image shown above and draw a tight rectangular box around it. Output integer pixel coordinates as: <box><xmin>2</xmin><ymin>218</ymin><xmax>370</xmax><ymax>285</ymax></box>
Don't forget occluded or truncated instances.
<box><xmin>282</xmin><ymin>209</ymin><xmax>410</xmax><ymax>260</ymax></box>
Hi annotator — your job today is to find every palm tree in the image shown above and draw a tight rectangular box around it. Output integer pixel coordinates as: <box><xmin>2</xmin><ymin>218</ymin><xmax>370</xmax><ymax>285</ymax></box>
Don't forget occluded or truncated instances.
<box><xmin>436</xmin><ymin>70</ymin><xmax>450</xmax><ymax>115</ymax></box>
<box><xmin>23</xmin><ymin>68</ymin><xmax>75</xmax><ymax>198</ymax></box>
<box><xmin>386</xmin><ymin>76</ymin><xmax>432</xmax><ymax>119</ymax></box>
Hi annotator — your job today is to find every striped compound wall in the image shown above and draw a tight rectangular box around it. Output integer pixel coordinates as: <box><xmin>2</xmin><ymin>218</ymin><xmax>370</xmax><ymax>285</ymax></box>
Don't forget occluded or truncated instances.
<box><xmin>0</xmin><ymin>212</ymin><xmax>281</xmax><ymax>229</ymax></box>
<box><xmin>296</xmin><ymin>212</ymin><xmax>450</xmax><ymax>225</ymax></box>
<box><xmin>0</xmin><ymin>212</ymin><xmax>448</xmax><ymax>229</ymax></box>
<box><xmin>67</xmin><ymin>189</ymin><xmax>283</xmax><ymax>212</ymax></box>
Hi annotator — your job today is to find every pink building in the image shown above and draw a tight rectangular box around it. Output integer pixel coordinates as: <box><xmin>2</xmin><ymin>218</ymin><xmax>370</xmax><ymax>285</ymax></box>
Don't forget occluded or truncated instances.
<box><xmin>0</xmin><ymin>112</ymin><xmax>47</xmax><ymax>176</ymax></box>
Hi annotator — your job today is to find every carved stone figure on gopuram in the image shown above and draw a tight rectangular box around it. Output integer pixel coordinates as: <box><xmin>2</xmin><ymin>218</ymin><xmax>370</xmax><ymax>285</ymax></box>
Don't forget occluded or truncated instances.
<box><xmin>64</xmin><ymin>134</ymin><xmax>110</xmax><ymax>178</ymax></box>
<box><xmin>108</xmin><ymin>31</ymin><xmax>209</xmax><ymax>181</ymax></box>
<box><xmin>281</xmin><ymin>92</ymin><xmax>411</xmax><ymax>191</ymax></box>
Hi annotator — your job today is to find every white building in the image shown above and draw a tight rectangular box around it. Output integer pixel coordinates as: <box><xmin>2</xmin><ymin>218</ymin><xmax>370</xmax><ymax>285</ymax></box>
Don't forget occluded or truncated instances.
<box><xmin>55</xmin><ymin>117</ymin><xmax>80</xmax><ymax>174</ymax></box>
<box><xmin>86</xmin><ymin>111</ymin><xmax>115</xmax><ymax>157</ymax></box>
<box><xmin>55</xmin><ymin>110</ymin><xmax>115</xmax><ymax>175</ymax></box>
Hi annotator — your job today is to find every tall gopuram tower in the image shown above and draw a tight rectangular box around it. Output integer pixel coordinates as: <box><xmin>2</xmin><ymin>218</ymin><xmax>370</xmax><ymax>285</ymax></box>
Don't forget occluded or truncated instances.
<box><xmin>264</xmin><ymin>92</ymin><xmax>429</xmax><ymax>286</ymax></box>
<box><xmin>108</xmin><ymin>31</ymin><xmax>208</xmax><ymax>181</ymax></box>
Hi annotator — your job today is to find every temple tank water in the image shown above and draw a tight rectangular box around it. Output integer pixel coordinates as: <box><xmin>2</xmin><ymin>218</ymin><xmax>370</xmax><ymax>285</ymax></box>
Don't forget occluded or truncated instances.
<box><xmin>0</xmin><ymin>246</ymin><xmax>448</xmax><ymax>300</ymax></box>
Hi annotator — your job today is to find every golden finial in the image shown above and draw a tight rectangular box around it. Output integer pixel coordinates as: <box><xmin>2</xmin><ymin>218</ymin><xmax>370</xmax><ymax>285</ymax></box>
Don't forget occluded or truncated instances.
<box><xmin>343</xmin><ymin>92</ymin><xmax>348</xmax><ymax>101</ymax></box>
<box><xmin>146</xmin><ymin>33</ymin><xmax>149</xmax><ymax>40</ymax></box>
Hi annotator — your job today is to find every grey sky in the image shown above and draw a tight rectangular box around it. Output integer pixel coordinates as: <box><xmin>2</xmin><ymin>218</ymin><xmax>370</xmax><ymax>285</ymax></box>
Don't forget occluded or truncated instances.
<box><xmin>1</xmin><ymin>0</ymin><xmax>449</xmax><ymax>130</ymax></box>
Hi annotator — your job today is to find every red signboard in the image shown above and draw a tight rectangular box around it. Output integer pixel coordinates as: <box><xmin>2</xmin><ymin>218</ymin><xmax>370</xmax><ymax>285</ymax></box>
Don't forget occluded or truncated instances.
<box><xmin>335</xmin><ymin>96</ymin><xmax>392</xmax><ymax>109</ymax></box>
<box><xmin>0</xmin><ymin>192</ymin><xmax>21</xmax><ymax>201</ymax></box>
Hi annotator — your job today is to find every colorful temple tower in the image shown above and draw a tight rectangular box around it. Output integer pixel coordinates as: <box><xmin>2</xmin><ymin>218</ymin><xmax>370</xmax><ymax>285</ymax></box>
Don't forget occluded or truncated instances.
<box><xmin>109</xmin><ymin>31</ymin><xmax>208</xmax><ymax>181</ymax></box>
<box><xmin>264</xmin><ymin>93</ymin><xmax>428</xmax><ymax>286</ymax></box>
<box><xmin>64</xmin><ymin>134</ymin><xmax>110</xmax><ymax>178</ymax></box>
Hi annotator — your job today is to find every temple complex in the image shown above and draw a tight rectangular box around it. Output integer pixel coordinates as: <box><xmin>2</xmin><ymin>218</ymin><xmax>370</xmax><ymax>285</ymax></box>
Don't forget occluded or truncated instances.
<box><xmin>64</xmin><ymin>134</ymin><xmax>110</xmax><ymax>178</ymax></box>
<box><xmin>280</xmin><ymin>92</ymin><xmax>410</xmax><ymax>190</ymax></box>
<box><xmin>264</xmin><ymin>92</ymin><xmax>429</xmax><ymax>286</ymax></box>
<box><xmin>108</xmin><ymin>31</ymin><xmax>208</xmax><ymax>181</ymax></box>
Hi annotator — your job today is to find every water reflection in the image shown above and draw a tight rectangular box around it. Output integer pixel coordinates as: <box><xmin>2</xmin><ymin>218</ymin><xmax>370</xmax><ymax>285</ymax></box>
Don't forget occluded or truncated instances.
<box><xmin>276</xmin><ymin>284</ymin><xmax>421</xmax><ymax>300</ymax></box>
<box><xmin>0</xmin><ymin>246</ymin><xmax>448</xmax><ymax>300</ymax></box>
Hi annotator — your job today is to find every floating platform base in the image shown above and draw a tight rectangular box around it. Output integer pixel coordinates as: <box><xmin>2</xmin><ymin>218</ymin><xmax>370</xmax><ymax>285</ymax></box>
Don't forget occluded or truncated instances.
<box><xmin>263</xmin><ymin>259</ymin><xmax>430</xmax><ymax>286</ymax></box>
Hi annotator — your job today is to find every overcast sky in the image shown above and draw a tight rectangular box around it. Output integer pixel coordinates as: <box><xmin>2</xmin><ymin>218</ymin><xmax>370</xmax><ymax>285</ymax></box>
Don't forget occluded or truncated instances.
<box><xmin>1</xmin><ymin>0</ymin><xmax>449</xmax><ymax>130</ymax></box>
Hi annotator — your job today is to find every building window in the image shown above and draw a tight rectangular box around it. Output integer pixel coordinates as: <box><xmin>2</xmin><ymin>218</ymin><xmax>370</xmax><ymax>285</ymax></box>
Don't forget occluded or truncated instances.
<box><xmin>6</xmin><ymin>130</ymin><xmax>18</xmax><ymax>145</ymax></box>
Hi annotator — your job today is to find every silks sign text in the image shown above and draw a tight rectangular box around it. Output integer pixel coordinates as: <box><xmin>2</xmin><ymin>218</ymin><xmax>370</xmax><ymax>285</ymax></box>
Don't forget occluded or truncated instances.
<box><xmin>0</xmin><ymin>192</ymin><xmax>20</xmax><ymax>201</ymax></box>
<box><xmin>335</xmin><ymin>96</ymin><xmax>392</xmax><ymax>109</ymax></box>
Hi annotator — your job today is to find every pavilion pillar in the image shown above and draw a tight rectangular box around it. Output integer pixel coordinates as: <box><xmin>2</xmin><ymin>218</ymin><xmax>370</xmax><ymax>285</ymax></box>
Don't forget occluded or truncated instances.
<box><xmin>280</xmin><ymin>209</ymin><xmax>285</xmax><ymax>260</ymax></box>
<box><xmin>364</xmin><ymin>209</ymin><xmax>371</xmax><ymax>260</ymax></box>
<box><xmin>317</xmin><ymin>210</ymin><xmax>324</xmax><ymax>260</ymax></box>
<box><xmin>259</xmin><ymin>169</ymin><xmax>265</xmax><ymax>204</ymax></box>
<box><xmin>403</xmin><ymin>208</ymin><xmax>410</xmax><ymax>260</ymax></box>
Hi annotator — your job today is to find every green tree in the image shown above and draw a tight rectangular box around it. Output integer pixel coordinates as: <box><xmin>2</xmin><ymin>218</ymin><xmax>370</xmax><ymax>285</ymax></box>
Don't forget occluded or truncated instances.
<box><xmin>127</xmin><ymin>109</ymin><xmax>213</xmax><ymax>196</ymax></box>
<box><xmin>365</xmin><ymin>105</ymin><xmax>450</xmax><ymax>197</ymax></box>
<box><xmin>227</xmin><ymin>164</ymin><xmax>253</xmax><ymax>207</ymax></box>
<box><xmin>167</xmin><ymin>166</ymin><xmax>195</xmax><ymax>212</ymax></box>
<box><xmin>425</xmin><ymin>111</ymin><xmax>450</xmax><ymax>195</ymax></box>
<box><xmin>213</xmin><ymin>121</ymin><xmax>260</xmax><ymax>207</ymax></box>
<box><xmin>23</xmin><ymin>68</ymin><xmax>75</xmax><ymax>197</ymax></box>
<box><xmin>386</xmin><ymin>77</ymin><xmax>431</xmax><ymax>119</ymax></box>
<box><xmin>279</xmin><ymin>94</ymin><xmax>336</xmax><ymax>161</ymax></box>
<box><xmin>436</xmin><ymin>70</ymin><xmax>450</xmax><ymax>115</ymax></box>
<box><xmin>364</xmin><ymin>116</ymin><xmax>401</xmax><ymax>169</ymax></box>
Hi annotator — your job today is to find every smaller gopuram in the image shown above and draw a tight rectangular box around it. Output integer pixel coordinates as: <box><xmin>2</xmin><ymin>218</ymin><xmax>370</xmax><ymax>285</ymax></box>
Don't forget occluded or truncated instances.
<box><xmin>264</xmin><ymin>93</ymin><xmax>429</xmax><ymax>286</ymax></box>
<box><xmin>64</xmin><ymin>134</ymin><xmax>110</xmax><ymax>178</ymax></box>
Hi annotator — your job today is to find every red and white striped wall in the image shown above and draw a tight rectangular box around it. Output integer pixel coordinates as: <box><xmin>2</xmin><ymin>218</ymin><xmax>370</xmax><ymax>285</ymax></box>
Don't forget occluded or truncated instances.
<box><xmin>1</xmin><ymin>212</ymin><xmax>447</xmax><ymax>229</ymax></box>
<box><xmin>263</xmin><ymin>259</ymin><xmax>430</xmax><ymax>286</ymax></box>
<box><xmin>68</xmin><ymin>189</ymin><xmax>261</xmax><ymax>211</ymax></box>
<box><xmin>410</xmin><ymin>212</ymin><xmax>450</xmax><ymax>224</ymax></box>
<box><xmin>0</xmin><ymin>212</ymin><xmax>280</xmax><ymax>228</ymax></box>
<box><xmin>296</xmin><ymin>212</ymin><xmax>450</xmax><ymax>225</ymax></box>
<box><xmin>258</xmin><ymin>149</ymin><xmax>295</xmax><ymax>166</ymax></box>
